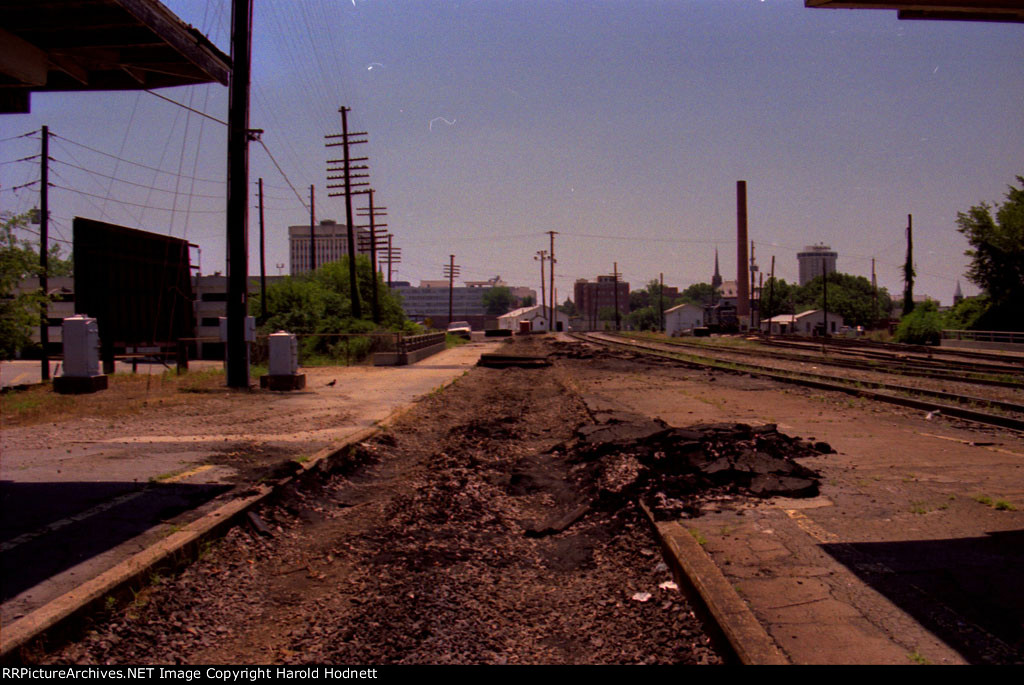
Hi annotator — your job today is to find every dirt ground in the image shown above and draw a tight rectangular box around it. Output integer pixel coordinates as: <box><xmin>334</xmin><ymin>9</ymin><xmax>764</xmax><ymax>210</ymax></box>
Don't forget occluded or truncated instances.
<box><xmin>35</xmin><ymin>338</ymin><xmax>724</xmax><ymax>665</ymax></box>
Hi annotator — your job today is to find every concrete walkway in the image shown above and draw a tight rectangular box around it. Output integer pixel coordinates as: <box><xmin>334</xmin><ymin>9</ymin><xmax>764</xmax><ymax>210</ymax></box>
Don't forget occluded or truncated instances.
<box><xmin>0</xmin><ymin>341</ymin><xmax>500</xmax><ymax>631</ymax></box>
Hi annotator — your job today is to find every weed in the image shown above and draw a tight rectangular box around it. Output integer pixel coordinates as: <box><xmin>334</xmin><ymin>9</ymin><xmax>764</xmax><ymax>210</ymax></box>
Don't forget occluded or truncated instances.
<box><xmin>104</xmin><ymin>595</ymin><xmax>117</xmax><ymax>612</ymax></box>
<box><xmin>689</xmin><ymin>528</ymin><xmax>707</xmax><ymax>546</ymax></box>
<box><xmin>973</xmin><ymin>494</ymin><xmax>994</xmax><ymax>506</ymax></box>
<box><xmin>720</xmin><ymin>525</ymin><xmax>733</xmax><ymax>536</ymax></box>
<box><xmin>908</xmin><ymin>651</ymin><xmax>930</xmax><ymax>665</ymax></box>
<box><xmin>909</xmin><ymin>502</ymin><xmax>929</xmax><ymax>515</ymax></box>
<box><xmin>994</xmin><ymin>500</ymin><xmax>1017</xmax><ymax>511</ymax></box>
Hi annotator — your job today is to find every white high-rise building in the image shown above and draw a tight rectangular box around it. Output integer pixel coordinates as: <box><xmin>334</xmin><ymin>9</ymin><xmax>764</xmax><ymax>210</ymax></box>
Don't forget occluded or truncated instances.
<box><xmin>288</xmin><ymin>220</ymin><xmax>371</xmax><ymax>275</ymax></box>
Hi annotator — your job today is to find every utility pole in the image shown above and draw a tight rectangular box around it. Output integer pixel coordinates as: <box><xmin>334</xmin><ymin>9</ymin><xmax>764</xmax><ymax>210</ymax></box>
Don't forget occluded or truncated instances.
<box><xmin>384</xmin><ymin>235</ymin><xmax>401</xmax><ymax>287</ymax></box>
<box><xmin>39</xmin><ymin>125</ymin><xmax>49</xmax><ymax>381</ymax></box>
<box><xmin>308</xmin><ymin>184</ymin><xmax>316</xmax><ymax>272</ymax></box>
<box><xmin>613</xmin><ymin>262</ymin><xmax>621</xmax><ymax>332</ymax></box>
<box><xmin>444</xmin><ymin>255</ymin><xmax>460</xmax><ymax>324</ymax></box>
<box><xmin>659</xmin><ymin>272</ymin><xmax>665</xmax><ymax>333</ymax></box>
<box><xmin>872</xmin><ymin>258</ymin><xmax>879</xmax><ymax>327</ymax></box>
<box><xmin>356</xmin><ymin>189</ymin><xmax>388</xmax><ymax>324</ymax></box>
<box><xmin>547</xmin><ymin>231</ymin><xmax>558</xmax><ymax>331</ymax></box>
<box><xmin>258</xmin><ymin>177</ymin><xmax>267</xmax><ymax>321</ymax></box>
<box><xmin>767</xmin><ymin>255</ymin><xmax>776</xmax><ymax>325</ymax></box>
<box><xmin>534</xmin><ymin>250</ymin><xmax>547</xmax><ymax>322</ymax></box>
<box><xmin>822</xmin><ymin>254</ymin><xmax>829</xmax><ymax>338</ymax></box>
<box><xmin>749</xmin><ymin>239</ymin><xmax>758</xmax><ymax>330</ymax></box>
<box><xmin>903</xmin><ymin>214</ymin><xmax>915</xmax><ymax>316</ymax></box>
<box><xmin>325</xmin><ymin>106</ymin><xmax>370</xmax><ymax>319</ymax></box>
<box><xmin>225</xmin><ymin>0</ymin><xmax>253</xmax><ymax>388</ymax></box>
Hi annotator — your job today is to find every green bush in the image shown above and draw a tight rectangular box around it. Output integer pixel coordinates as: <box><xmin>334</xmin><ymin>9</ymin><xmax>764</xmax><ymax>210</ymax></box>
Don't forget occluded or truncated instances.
<box><xmin>893</xmin><ymin>301</ymin><xmax>943</xmax><ymax>345</ymax></box>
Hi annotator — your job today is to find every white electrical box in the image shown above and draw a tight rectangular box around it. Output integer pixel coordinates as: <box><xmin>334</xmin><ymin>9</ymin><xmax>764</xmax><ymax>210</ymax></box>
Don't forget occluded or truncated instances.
<box><xmin>62</xmin><ymin>315</ymin><xmax>100</xmax><ymax>377</ymax></box>
<box><xmin>219</xmin><ymin>316</ymin><xmax>256</xmax><ymax>342</ymax></box>
<box><xmin>268</xmin><ymin>331</ymin><xmax>299</xmax><ymax>376</ymax></box>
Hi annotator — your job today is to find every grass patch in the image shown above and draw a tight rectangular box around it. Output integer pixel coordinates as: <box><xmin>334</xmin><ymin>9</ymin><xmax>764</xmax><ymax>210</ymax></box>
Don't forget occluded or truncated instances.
<box><xmin>909</xmin><ymin>502</ymin><xmax>929</xmax><ymax>515</ymax></box>
<box><xmin>972</xmin><ymin>494</ymin><xmax>994</xmax><ymax>506</ymax></box>
<box><xmin>908</xmin><ymin>651</ymin><xmax>930</xmax><ymax>665</ymax></box>
<box><xmin>994</xmin><ymin>500</ymin><xmax>1017</xmax><ymax>511</ymax></box>
<box><xmin>972</xmin><ymin>494</ymin><xmax>1017</xmax><ymax>511</ymax></box>
<box><xmin>689</xmin><ymin>528</ymin><xmax>707</xmax><ymax>546</ymax></box>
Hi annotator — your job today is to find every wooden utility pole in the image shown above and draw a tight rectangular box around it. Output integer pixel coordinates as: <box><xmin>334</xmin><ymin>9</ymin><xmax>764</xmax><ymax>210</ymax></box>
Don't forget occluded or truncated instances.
<box><xmin>613</xmin><ymin>262</ymin><xmax>621</xmax><ymax>332</ymax></box>
<box><xmin>39</xmin><ymin>125</ymin><xmax>49</xmax><ymax>380</ymax></box>
<box><xmin>258</xmin><ymin>177</ymin><xmax>267</xmax><ymax>321</ymax></box>
<box><xmin>535</xmin><ymin>250</ymin><xmax>547</xmax><ymax>323</ymax></box>
<box><xmin>308</xmin><ymin>184</ymin><xmax>316</xmax><ymax>272</ymax></box>
<box><xmin>547</xmin><ymin>231</ymin><xmax>558</xmax><ymax>331</ymax></box>
<box><xmin>225</xmin><ymin>0</ymin><xmax>253</xmax><ymax>388</ymax></box>
<box><xmin>444</xmin><ymin>255</ymin><xmax>461</xmax><ymax>324</ymax></box>
<box><xmin>385</xmin><ymin>234</ymin><xmax>401</xmax><ymax>287</ymax></box>
<box><xmin>325</xmin><ymin>107</ymin><xmax>370</xmax><ymax>319</ymax></box>
<box><xmin>903</xmin><ymin>214</ymin><xmax>915</xmax><ymax>316</ymax></box>
<box><xmin>356</xmin><ymin>189</ymin><xmax>389</xmax><ymax>324</ymax></box>
<box><xmin>822</xmin><ymin>254</ymin><xmax>829</xmax><ymax>338</ymax></box>
<box><xmin>767</xmin><ymin>255</ymin><xmax>776</xmax><ymax>324</ymax></box>
<box><xmin>659</xmin><ymin>272</ymin><xmax>665</xmax><ymax>333</ymax></box>
<box><xmin>872</xmin><ymin>258</ymin><xmax>879</xmax><ymax>327</ymax></box>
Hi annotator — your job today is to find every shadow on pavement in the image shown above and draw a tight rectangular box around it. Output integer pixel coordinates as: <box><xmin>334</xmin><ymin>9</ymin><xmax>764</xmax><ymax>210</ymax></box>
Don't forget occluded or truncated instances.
<box><xmin>0</xmin><ymin>480</ymin><xmax>231</xmax><ymax>603</ymax></box>
<box><xmin>821</xmin><ymin>530</ymin><xmax>1024</xmax><ymax>664</ymax></box>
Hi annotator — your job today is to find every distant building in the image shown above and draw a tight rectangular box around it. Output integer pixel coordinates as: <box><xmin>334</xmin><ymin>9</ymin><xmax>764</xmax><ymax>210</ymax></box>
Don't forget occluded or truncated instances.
<box><xmin>664</xmin><ymin>302</ymin><xmax>704</xmax><ymax>335</ymax></box>
<box><xmin>289</xmin><ymin>220</ymin><xmax>371</xmax><ymax>275</ymax></box>
<box><xmin>497</xmin><ymin>305</ymin><xmax>570</xmax><ymax>333</ymax></box>
<box><xmin>392</xmin><ymin>276</ymin><xmax>535</xmax><ymax>329</ymax></box>
<box><xmin>797</xmin><ymin>244</ymin><xmax>838</xmax><ymax>285</ymax></box>
<box><xmin>761</xmin><ymin>310</ymin><xmax>843</xmax><ymax>336</ymax></box>
<box><xmin>574</xmin><ymin>275</ymin><xmax>629</xmax><ymax>331</ymax></box>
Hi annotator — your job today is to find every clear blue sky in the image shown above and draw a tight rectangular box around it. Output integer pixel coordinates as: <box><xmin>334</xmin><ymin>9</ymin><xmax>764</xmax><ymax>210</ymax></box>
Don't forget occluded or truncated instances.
<box><xmin>2</xmin><ymin>0</ymin><xmax>1021</xmax><ymax>306</ymax></box>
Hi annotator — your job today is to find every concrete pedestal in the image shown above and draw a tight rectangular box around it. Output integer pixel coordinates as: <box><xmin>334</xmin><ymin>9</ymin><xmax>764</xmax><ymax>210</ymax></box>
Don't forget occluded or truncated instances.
<box><xmin>260</xmin><ymin>373</ymin><xmax>306</xmax><ymax>391</ymax></box>
<box><xmin>53</xmin><ymin>375</ymin><xmax>108</xmax><ymax>394</ymax></box>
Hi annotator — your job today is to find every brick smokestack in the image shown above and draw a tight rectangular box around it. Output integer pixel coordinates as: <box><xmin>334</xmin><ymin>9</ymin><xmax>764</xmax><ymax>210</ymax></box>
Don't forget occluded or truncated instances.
<box><xmin>736</xmin><ymin>180</ymin><xmax>750</xmax><ymax>318</ymax></box>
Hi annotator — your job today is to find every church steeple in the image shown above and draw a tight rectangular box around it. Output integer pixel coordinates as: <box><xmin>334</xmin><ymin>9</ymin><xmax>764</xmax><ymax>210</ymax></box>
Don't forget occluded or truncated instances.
<box><xmin>711</xmin><ymin>248</ymin><xmax>722</xmax><ymax>291</ymax></box>
<box><xmin>953</xmin><ymin>280</ymin><xmax>963</xmax><ymax>306</ymax></box>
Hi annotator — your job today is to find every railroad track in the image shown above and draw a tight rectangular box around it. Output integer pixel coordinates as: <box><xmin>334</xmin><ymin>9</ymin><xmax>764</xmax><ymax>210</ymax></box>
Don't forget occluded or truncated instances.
<box><xmin>572</xmin><ymin>332</ymin><xmax>1024</xmax><ymax>433</ymax></box>
<box><xmin>760</xmin><ymin>334</ymin><xmax>1024</xmax><ymax>370</ymax></box>
<box><xmin>627</xmin><ymin>333</ymin><xmax>1024</xmax><ymax>390</ymax></box>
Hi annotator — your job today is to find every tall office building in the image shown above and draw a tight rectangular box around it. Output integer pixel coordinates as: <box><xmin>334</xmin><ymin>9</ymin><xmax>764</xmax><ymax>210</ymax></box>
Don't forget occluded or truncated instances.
<box><xmin>289</xmin><ymin>220</ymin><xmax>371</xmax><ymax>275</ymax></box>
<box><xmin>797</xmin><ymin>244</ymin><xmax>838</xmax><ymax>285</ymax></box>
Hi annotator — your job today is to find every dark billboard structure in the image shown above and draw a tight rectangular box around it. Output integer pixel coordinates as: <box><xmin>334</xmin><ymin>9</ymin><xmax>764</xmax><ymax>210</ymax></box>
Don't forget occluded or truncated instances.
<box><xmin>73</xmin><ymin>218</ymin><xmax>194</xmax><ymax>368</ymax></box>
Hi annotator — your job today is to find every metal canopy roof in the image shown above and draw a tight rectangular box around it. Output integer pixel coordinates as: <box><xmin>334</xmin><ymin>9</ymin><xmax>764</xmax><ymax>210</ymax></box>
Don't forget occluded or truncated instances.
<box><xmin>0</xmin><ymin>0</ymin><xmax>232</xmax><ymax>113</ymax></box>
<box><xmin>806</xmin><ymin>1</ymin><xmax>1024</xmax><ymax>23</ymax></box>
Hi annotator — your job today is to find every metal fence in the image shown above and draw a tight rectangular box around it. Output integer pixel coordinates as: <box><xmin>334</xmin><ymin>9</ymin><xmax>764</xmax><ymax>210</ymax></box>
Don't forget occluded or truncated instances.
<box><xmin>942</xmin><ymin>329</ymin><xmax>1024</xmax><ymax>344</ymax></box>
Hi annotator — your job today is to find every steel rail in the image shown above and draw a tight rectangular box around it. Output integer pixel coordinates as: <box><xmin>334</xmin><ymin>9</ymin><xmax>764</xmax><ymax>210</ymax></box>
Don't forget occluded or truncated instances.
<box><xmin>573</xmin><ymin>332</ymin><xmax>1024</xmax><ymax>433</ymax></box>
<box><xmin>628</xmin><ymin>333</ymin><xmax>1024</xmax><ymax>389</ymax></box>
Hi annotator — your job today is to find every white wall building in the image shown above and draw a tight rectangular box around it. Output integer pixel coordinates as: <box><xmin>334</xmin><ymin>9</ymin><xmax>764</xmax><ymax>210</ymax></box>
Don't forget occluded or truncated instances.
<box><xmin>289</xmin><ymin>220</ymin><xmax>372</xmax><ymax>275</ymax></box>
<box><xmin>664</xmin><ymin>302</ymin><xmax>704</xmax><ymax>335</ymax></box>
<box><xmin>762</xmin><ymin>310</ymin><xmax>843</xmax><ymax>336</ymax></box>
<box><xmin>497</xmin><ymin>305</ymin><xmax>570</xmax><ymax>333</ymax></box>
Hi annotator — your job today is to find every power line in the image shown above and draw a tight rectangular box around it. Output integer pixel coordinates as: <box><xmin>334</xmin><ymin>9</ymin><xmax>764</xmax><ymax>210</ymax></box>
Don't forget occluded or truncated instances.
<box><xmin>50</xmin><ymin>133</ymin><xmax>223</xmax><ymax>184</ymax></box>
<box><xmin>0</xmin><ymin>130</ymin><xmax>38</xmax><ymax>144</ymax></box>
<box><xmin>145</xmin><ymin>89</ymin><xmax>227</xmax><ymax>126</ymax></box>
<box><xmin>256</xmin><ymin>138</ymin><xmax>310</xmax><ymax>211</ymax></box>
<box><xmin>50</xmin><ymin>159</ymin><xmax>225</xmax><ymax>199</ymax></box>
<box><xmin>49</xmin><ymin>184</ymin><xmax>225</xmax><ymax>213</ymax></box>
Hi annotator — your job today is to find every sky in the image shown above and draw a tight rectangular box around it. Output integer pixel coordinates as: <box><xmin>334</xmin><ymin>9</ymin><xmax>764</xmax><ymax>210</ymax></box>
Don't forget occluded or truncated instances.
<box><xmin>2</xmin><ymin>0</ymin><xmax>1022</xmax><ymax>307</ymax></box>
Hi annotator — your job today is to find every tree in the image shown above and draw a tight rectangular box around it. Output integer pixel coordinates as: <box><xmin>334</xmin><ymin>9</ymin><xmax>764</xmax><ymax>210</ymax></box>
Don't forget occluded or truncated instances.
<box><xmin>893</xmin><ymin>300</ymin><xmax>943</xmax><ymax>345</ymax></box>
<box><xmin>557</xmin><ymin>297</ymin><xmax>578</xmax><ymax>317</ymax></box>
<box><xmin>482</xmin><ymin>285</ymin><xmax>514</xmax><ymax>316</ymax></box>
<box><xmin>680</xmin><ymin>282</ymin><xmax>714</xmax><ymax>305</ymax></box>
<box><xmin>759</xmin><ymin>277</ymin><xmax>795</xmax><ymax>321</ymax></box>
<box><xmin>520</xmin><ymin>295</ymin><xmax>535</xmax><ymax>307</ymax></box>
<box><xmin>956</xmin><ymin>175</ymin><xmax>1024</xmax><ymax>330</ymax></box>
<box><xmin>627</xmin><ymin>306</ymin><xmax>660</xmax><ymax>331</ymax></box>
<box><xmin>794</xmin><ymin>272</ymin><xmax>890</xmax><ymax>329</ymax></box>
<box><xmin>0</xmin><ymin>212</ymin><xmax>73</xmax><ymax>359</ymax></box>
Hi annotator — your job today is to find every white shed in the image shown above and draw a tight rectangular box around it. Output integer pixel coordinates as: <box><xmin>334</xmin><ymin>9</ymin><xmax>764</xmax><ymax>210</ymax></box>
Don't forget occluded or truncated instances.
<box><xmin>497</xmin><ymin>305</ymin><xmax>571</xmax><ymax>332</ymax></box>
<box><xmin>792</xmin><ymin>309</ymin><xmax>844</xmax><ymax>336</ymax></box>
<box><xmin>664</xmin><ymin>302</ymin><xmax>704</xmax><ymax>335</ymax></box>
